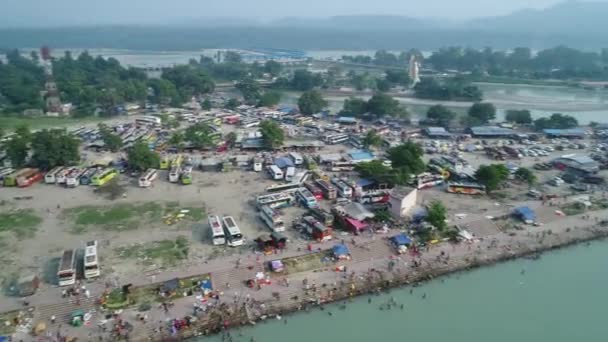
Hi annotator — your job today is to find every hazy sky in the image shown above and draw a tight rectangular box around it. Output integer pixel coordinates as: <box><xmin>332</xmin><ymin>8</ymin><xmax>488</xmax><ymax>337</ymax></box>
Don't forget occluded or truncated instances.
<box><xmin>0</xmin><ymin>0</ymin><xmax>592</xmax><ymax>27</ymax></box>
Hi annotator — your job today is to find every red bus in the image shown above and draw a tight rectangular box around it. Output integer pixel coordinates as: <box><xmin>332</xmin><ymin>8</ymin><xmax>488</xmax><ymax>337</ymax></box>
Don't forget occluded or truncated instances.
<box><xmin>17</xmin><ymin>169</ymin><xmax>43</xmax><ymax>188</ymax></box>
<box><xmin>304</xmin><ymin>181</ymin><xmax>324</xmax><ymax>200</ymax></box>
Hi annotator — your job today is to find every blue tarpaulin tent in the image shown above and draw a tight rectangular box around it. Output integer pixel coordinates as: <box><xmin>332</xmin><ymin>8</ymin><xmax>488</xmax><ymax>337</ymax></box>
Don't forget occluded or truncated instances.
<box><xmin>332</xmin><ymin>244</ymin><xmax>350</xmax><ymax>257</ymax></box>
<box><xmin>514</xmin><ymin>206</ymin><xmax>536</xmax><ymax>223</ymax></box>
<box><xmin>275</xmin><ymin>157</ymin><xmax>295</xmax><ymax>169</ymax></box>
<box><xmin>390</xmin><ymin>233</ymin><xmax>412</xmax><ymax>246</ymax></box>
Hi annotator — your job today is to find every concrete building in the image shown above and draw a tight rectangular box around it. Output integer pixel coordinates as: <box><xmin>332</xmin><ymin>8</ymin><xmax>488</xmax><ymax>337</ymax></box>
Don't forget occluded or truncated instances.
<box><xmin>388</xmin><ymin>186</ymin><xmax>418</xmax><ymax>220</ymax></box>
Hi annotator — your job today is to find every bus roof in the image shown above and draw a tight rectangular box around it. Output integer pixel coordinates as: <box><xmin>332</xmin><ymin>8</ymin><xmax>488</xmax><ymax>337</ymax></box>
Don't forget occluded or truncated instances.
<box><xmin>59</xmin><ymin>250</ymin><xmax>75</xmax><ymax>272</ymax></box>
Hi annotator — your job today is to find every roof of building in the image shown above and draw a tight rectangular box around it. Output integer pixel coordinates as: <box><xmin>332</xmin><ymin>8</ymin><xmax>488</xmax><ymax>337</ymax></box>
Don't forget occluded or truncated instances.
<box><xmin>332</xmin><ymin>244</ymin><xmax>350</xmax><ymax>256</ymax></box>
<box><xmin>390</xmin><ymin>186</ymin><xmax>417</xmax><ymax>199</ymax></box>
<box><xmin>424</xmin><ymin>127</ymin><xmax>452</xmax><ymax>136</ymax></box>
<box><xmin>337</xmin><ymin>202</ymin><xmax>375</xmax><ymax>221</ymax></box>
<box><xmin>469</xmin><ymin>126</ymin><xmax>514</xmax><ymax>136</ymax></box>
<box><xmin>542</xmin><ymin>128</ymin><xmax>586</xmax><ymax>136</ymax></box>
<box><xmin>275</xmin><ymin>157</ymin><xmax>295</xmax><ymax>169</ymax></box>
<box><xmin>336</xmin><ymin>116</ymin><xmax>358</xmax><ymax>124</ymax></box>
<box><xmin>241</xmin><ymin>138</ymin><xmax>265</xmax><ymax>149</ymax></box>
<box><xmin>349</xmin><ymin>150</ymin><xmax>375</xmax><ymax>161</ymax></box>
<box><xmin>554</xmin><ymin>155</ymin><xmax>597</xmax><ymax>165</ymax></box>
<box><xmin>514</xmin><ymin>206</ymin><xmax>536</xmax><ymax>221</ymax></box>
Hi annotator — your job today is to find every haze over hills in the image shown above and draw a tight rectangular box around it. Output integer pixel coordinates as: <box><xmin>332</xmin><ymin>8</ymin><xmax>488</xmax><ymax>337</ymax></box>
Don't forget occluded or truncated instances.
<box><xmin>1</xmin><ymin>1</ymin><xmax>607</xmax><ymax>50</ymax></box>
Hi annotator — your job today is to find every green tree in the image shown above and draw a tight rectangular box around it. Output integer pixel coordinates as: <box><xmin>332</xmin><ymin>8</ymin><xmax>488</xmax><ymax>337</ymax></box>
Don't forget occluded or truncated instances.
<box><xmin>185</xmin><ymin>123</ymin><xmax>217</xmax><ymax>149</ymax></box>
<box><xmin>201</xmin><ymin>98</ymin><xmax>212</xmax><ymax>110</ymax></box>
<box><xmin>291</xmin><ymin>69</ymin><xmax>322</xmax><ymax>91</ymax></box>
<box><xmin>426</xmin><ymin>200</ymin><xmax>448</xmax><ymax>232</ymax></box>
<box><xmin>505</xmin><ymin>110</ymin><xmax>532</xmax><ymax>124</ymax></box>
<box><xmin>98</xmin><ymin>124</ymin><xmax>123</xmax><ymax>152</ymax></box>
<box><xmin>257</xmin><ymin>91</ymin><xmax>282</xmax><ymax>107</ymax></box>
<box><xmin>426</xmin><ymin>105</ymin><xmax>456</xmax><ymax>127</ymax></box>
<box><xmin>340</xmin><ymin>97</ymin><xmax>368</xmax><ymax>117</ymax></box>
<box><xmin>168</xmin><ymin>132</ymin><xmax>185</xmax><ymax>151</ymax></box>
<box><xmin>127</xmin><ymin>141</ymin><xmax>160</xmax><ymax>172</ymax></box>
<box><xmin>362</xmin><ymin>130</ymin><xmax>383</xmax><ymax>149</ymax></box>
<box><xmin>475</xmin><ymin>164</ymin><xmax>509</xmax><ymax>193</ymax></box>
<box><xmin>367</xmin><ymin>93</ymin><xmax>403</xmax><ymax>118</ymax></box>
<box><xmin>235</xmin><ymin>77</ymin><xmax>261</xmax><ymax>105</ymax></box>
<box><xmin>467</xmin><ymin>102</ymin><xmax>496</xmax><ymax>125</ymax></box>
<box><xmin>14</xmin><ymin>124</ymin><xmax>32</xmax><ymax>142</ymax></box>
<box><xmin>225</xmin><ymin>132</ymin><xmax>238</xmax><ymax>148</ymax></box>
<box><xmin>259</xmin><ymin>120</ymin><xmax>284</xmax><ymax>149</ymax></box>
<box><xmin>225</xmin><ymin>98</ymin><xmax>241</xmax><ymax>110</ymax></box>
<box><xmin>385</xmin><ymin>69</ymin><xmax>410</xmax><ymax>86</ymax></box>
<box><xmin>223</xmin><ymin>51</ymin><xmax>243</xmax><ymax>64</ymax></box>
<box><xmin>514</xmin><ymin>167</ymin><xmax>537</xmax><ymax>187</ymax></box>
<box><xmin>6</xmin><ymin>137</ymin><xmax>29</xmax><ymax>167</ymax></box>
<box><xmin>355</xmin><ymin>160</ymin><xmax>410</xmax><ymax>186</ymax></box>
<box><xmin>376</xmin><ymin>79</ymin><xmax>392</xmax><ymax>92</ymax></box>
<box><xmin>30</xmin><ymin>129</ymin><xmax>80</xmax><ymax>170</ymax></box>
<box><xmin>533</xmin><ymin>113</ymin><xmax>578</xmax><ymax>130</ymax></box>
<box><xmin>298</xmin><ymin>90</ymin><xmax>327</xmax><ymax>115</ymax></box>
<box><xmin>386</xmin><ymin>142</ymin><xmax>425</xmax><ymax>182</ymax></box>
<box><xmin>264</xmin><ymin>60</ymin><xmax>282</xmax><ymax>76</ymax></box>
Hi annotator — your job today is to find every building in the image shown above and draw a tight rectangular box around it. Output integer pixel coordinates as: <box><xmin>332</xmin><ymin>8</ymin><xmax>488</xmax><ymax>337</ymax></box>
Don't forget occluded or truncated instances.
<box><xmin>424</xmin><ymin>127</ymin><xmax>452</xmax><ymax>139</ymax></box>
<box><xmin>542</xmin><ymin>128</ymin><xmax>586</xmax><ymax>139</ymax></box>
<box><xmin>468</xmin><ymin>126</ymin><xmax>515</xmax><ymax>138</ymax></box>
<box><xmin>552</xmin><ymin>155</ymin><xmax>599</xmax><ymax>174</ymax></box>
<box><xmin>336</xmin><ymin>117</ymin><xmax>359</xmax><ymax>125</ymax></box>
<box><xmin>388</xmin><ymin>186</ymin><xmax>418</xmax><ymax>219</ymax></box>
<box><xmin>348</xmin><ymin>150</ymin><xmax>375</xmax><ymax>163</ymax></box>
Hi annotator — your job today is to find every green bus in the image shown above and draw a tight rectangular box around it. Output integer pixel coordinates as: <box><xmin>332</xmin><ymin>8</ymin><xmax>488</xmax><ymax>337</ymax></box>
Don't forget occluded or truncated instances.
<box><xmin>91</xmin><ymin>168</ymin><xmax>118</xmax><ymax>186</ymax></box>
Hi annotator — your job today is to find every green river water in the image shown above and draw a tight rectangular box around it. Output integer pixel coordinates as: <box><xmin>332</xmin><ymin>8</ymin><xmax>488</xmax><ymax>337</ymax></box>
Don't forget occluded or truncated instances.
<box><xmin>199</xmin><ymin>241</ymin><xmax>607</xmax><ymax>342</ymax></box>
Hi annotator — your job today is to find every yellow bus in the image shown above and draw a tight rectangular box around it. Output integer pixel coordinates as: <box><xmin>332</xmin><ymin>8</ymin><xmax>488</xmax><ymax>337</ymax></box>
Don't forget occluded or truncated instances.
<box><xmin>159</xmin><ymin>155</ymin><xmax>170</xmax><ymax>170</ymax></box>
<box><xmin>200</xmin><ymin>117</ymin><xmax>222</xmax><ymax>127</ymax></box>
<box><xmin>171</xmin><ymin>154</ymin><xmax>183</xmax><ymax>168</ymax></box>
<box><xmin>91</xmin><ymin>168</ymin><xmax>118</xmax><ymax>186</ymax></box>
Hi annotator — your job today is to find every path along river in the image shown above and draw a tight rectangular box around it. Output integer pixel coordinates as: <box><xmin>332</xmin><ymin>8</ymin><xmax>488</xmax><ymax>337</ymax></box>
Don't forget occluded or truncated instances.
<box><xmin>199</xmin><ymin>240</ymin><xmax>607</xmax><ymax>342</ymax></box>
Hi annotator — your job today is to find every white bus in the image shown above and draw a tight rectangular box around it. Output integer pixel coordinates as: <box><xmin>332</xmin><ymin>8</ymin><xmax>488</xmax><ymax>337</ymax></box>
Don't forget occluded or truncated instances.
<box><xmin>222</xmin><ymin>216</ymin><xmax>244</xmax><ymax>247</ymax></box>
<box><xmin>285</xmin><ymin>166</ymin><xmax>296</xmax><ymax>182</ymax></box>
<box><xmin>168</xmin><ymin>166</ymin><xmax>181</xmax><ymax>183</ymax></box>
<box><xmin>66</xmin><ymin>168</ymin><xmax>86</xmax><ymax>188</ymax></box>
<box><xmin>259</xmin><ymin>205</ymin><xmax>285</xmax><ymax>232</ymax></box>
<box><xmin>58</xmin><ymin>249</ymin><xmax>76</xmax><ymax>286</ymax></box>
<box><xmin>56</xmin><ymin>167</ymin><xmax>74</xmax><ymax>185</ymax></box>
<box><xmin>331</xmin><ymin>178</ymin><xmax>353</xmax><ymax>198</ymax></box>
<box><xmin>209</xmin><ymin>215</ymin><xmax>226</xmax><ymax>245</ymax></box>
<box><xmin>325</xmin><ymin>134</ymin><xmax>349</xmax><ymax>145</ymax></box>
<box><xmin>252</xmin><ymin>158</ymin><xmax>263</xmax><ymax>172</ymax></box>
<box><xmin>256</xmin><ymin>192</ymin><xmax>294</xmax><ymax>209</ymax></box>
<box><xmin>44</xmin><ymin>167</ymin><xmax>64</xmax><ymax>184</ymax></box>
<box><xmin>138</xmin><ymin>169</ymin><xmax>158</xmax><ymax>188</ymax></box>
<box><xmin>241</xmin><ymin>118</ymin><xmax>260</xmax><ymax>128</ymax></box>
<box><xmin>135</xmin><ymin>115</ymin><xmax>162</xmax><ymax>126</ymax></box>
<box><xmin>84</xmin><ymin>240</ymin><xmax>100</xmax><ymax>279</ymax></box>
<box><xmin>289</xmin><ymin>152</ymin><xmax>303</xmax><ymax>165</ymax></box>
<box><xmin>267</xmin><ymin>165</ymin><xmax>284</xmax><ymax>180</ymax></box>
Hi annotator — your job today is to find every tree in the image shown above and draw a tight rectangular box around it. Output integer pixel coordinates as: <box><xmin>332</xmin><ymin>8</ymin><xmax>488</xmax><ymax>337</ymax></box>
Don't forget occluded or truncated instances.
<box><xmin>6</xmin><ymin>137</ymin><xmax>29</xmax><ymax>167</ymax></box>
<box><xmin>467</xmin><ymin>102</ymin><xmax>496</xmax><ymax>125</ymax></box>
<box><xmin>515</xmin><ymin>167</ymin><xmax>537</xmax><ymax>187</ymax></box>
<box><xmin>533</xmin><ymin>113</ymin><xmax>578</xmax><ymax>130</ymax></box>
<box><xmin>225</xmin><ymin>132</ymin><xmax>238</xmax><ymax>148</ymax></box>
<box><xmin>14</xmin><ymin>124</ymin><xmax>32</xmax><ymax>142</ymax></box>
<box><xmin>362</xmin><ymin>130</ymin><xmax>383</xmax><ymax>149</ymax></box>
<box><xmin>185</xmin><ymin>123</ymin><xmax>217</xmax><ymax>149</ymax></box>
<box><xmin>298</xmin><ymin>90</ymin><xmax>327</xmax><ymax>115</ymax></box>
<box><xmin>340</xmin><ymin>97</ymin><xmax>368</xmax><ymax>117</ymax></box>
<box><xmin>386</xmin><ymin>142</ymin><xmax>425</xmax><ymax>183</ymax></box>
<box><xmin>426</xmin><ymin>200</ymin><xmax>448</xmax><ymax>232</ymax></box>
<box><xmin>264</xmin><ymin>60</ymin><xmax>282</xmax><ymax>76</ymax></box>
<box><xmin>426</xmin><ymin>105</ymin><xmax>456</xmax><ymax>127</ymax></box>
<box><xmin>223</xmin><ymin>51</ymin><xmax>243</xmax><ymax>64</ymax></box>
<box><xmin>259</xmin><ymin>120</ymin><xmax>284</xmax><ymax>149</ymax></box>
<box><xmin>201</xmin><ymin>98</ymin><xmax>212</xmax><ymax>110</ymax></box>
<box><xmin>30</xmin><ymin>129</ymin><xmax>80</xmax><ymax>170</ymax></box>
<box><xmin>385</xmin><ymin>69</ymin><xmax>410</xmax><ymax>86</ymax></box>
<box><xmin>475</xmin><ymin>164</ymin><xmax>509</xmax><ymax>193</ymax></box>
<box><xmin>225</xmin><ymin>98</ymin><xmax>241</xmax><ymax>110</ymax></box>
<box><xmin>235</xmin><ymin>77</ymin><xmax>261</xmax><ymax>105</ymax></box>
<box><xmin>376</xmin><ymin>79</ymin><xmax>392</xmax><ymax>92</ymax></box>
<box><xmin>98</xmin><ymin>124</ymin><xmax>123</xmax><ymax>152</ymax></box>
<box><xmin>355</xmin><ymin>160</ymin><xmax>410</xmax><ymax>186</ymax></box>
<box><xmin>127</xmin><ymin>141</ymin><xmax>160</xmax><ymax>172</ymax></box>
<box><xmin>505</xmin><ymin>110</ymin><xmax>532</xmax><ymax>124</ymax></box>
<box><xmin>168</xmin><ymin>132</ymin><xmax>185</xmax><ymax>151</ymax></box>
<box><xmin>367</xmin><ymin>93</ymin><xmax>403</xmax><ymax>117</ymax></box>
<box><xmin>257</xmin><ymin>91</ymin><xmax>282</xmax><ymax>107</ymax></box>
<box><xmin>291</xmin><ymin>69</ymin><xmax>322</xmax><ymax>91</ymax></box>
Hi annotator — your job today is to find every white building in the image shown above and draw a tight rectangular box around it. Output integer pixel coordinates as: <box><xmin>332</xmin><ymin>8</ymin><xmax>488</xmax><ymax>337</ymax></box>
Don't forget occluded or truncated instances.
<box><xmin>388</xmin><ymin>187</ymin><xmax>418</xmax><ymax>220</ymax></box>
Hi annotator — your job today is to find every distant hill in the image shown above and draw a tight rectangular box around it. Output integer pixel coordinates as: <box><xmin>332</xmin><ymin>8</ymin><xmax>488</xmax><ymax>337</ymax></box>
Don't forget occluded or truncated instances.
<box><xmin>269</xmin><ymin>15</ymin><xmax>447</xmax><ymax>30</ymax></box>
<box><xmin>466</xmin><ymin>1</ymin><xmax>608</xmax><ymax>34</ymax></box>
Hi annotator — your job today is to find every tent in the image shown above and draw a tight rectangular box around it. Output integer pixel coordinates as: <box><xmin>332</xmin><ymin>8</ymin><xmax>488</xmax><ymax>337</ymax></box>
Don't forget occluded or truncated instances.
<box><xmin>269</xmin><ymin>260</ymin><xmax>285</xmax><ymax>272</ymax></box>
<box><xmin>332</xmin><ymin>244</ymin><xmax>351</xmax><ymax>260</ymax></box>
<box><xmin>390</xmin><ymin>233</ymin><xmax>412</xmax><ymax>246</ymax></box>
<box><xmin>514</xmin><ymin>206</ymin><xmax>536</xmax><ymax>224</ymax></box>
<box><xmin>275</xmin><ymin>157</ymin><xmax>295</xmax><ymax>169</ymax></box>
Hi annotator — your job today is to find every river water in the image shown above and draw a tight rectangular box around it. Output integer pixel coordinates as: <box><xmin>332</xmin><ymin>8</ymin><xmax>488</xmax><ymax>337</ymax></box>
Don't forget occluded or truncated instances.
<box><xmin>198</xmin><ymin>240</ymin><xmax>606</xmax><ymax>342</ymax></box>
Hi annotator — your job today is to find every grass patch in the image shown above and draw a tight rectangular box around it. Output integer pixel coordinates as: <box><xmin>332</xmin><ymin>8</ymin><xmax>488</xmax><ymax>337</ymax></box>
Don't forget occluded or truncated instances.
<box><xmin>0</xmin><ymin>210</ymin><xmax>42</xmax><ymax>239</ymax></box>
<box><xmin>561</xmin><ymin>202</ymin><xmax>587</xmax><ymax>216</ymax></box>
<box><xmin>0</xmin><ymin>115</ymin><xmax>112</xmax><ymax>131</ymax></box>
<box><xmin>115</xmin><ymin>236</ymin><xmax>189</xmax><ymax>266</ymax></box>
<box><xmin>0</xmin><ymin>310</ymin><xmax>21</xmax><ymax>335</ymax></box>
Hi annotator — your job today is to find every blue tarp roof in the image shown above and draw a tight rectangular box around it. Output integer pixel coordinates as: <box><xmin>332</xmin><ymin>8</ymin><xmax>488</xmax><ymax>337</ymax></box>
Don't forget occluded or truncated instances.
<box><xmin>357</xmin><ymin>178</ymin><xmax>376</xmax><ymax>188</ymax></box>
<box><xmin>275</xmin><ymin>157</ymin><xmax>295</xmax><ymax>168</ymax></box>
<box><xmin>337</xmin><ymin>116</ymin><xmax>358</xmax><ymax>124</ymax></box>
<box><xmin>469</xmin><ymin>126</ymin><xmax>514</xmax><ymax>136</ymax></box>
<box><xmin>349</xmin><ymin>150</ymin><xmax>375</xmax><ymax>161</ymax></box>
<box><xmin>514</xmin><ymin>206</ymin><xmax>536</xmax><ymax>221</ymax></box>
<box><xmin>542</xmin><ymin>128</ymin><xmax>585</xmax><ymax>136</ymax></box>
<box><xmin>390</xmin><ymin>233</ymin><xmax>412</xmax><ymax>246</ymax></box>
<box><xmin>332</xmin><ymin>244</ymin><xmax>350</xmax><ymax>256</ymax></box>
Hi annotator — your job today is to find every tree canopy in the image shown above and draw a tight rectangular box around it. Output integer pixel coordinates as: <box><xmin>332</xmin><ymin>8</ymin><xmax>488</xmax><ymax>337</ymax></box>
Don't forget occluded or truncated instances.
<box><xmin>98</xmin><ymin>123</ymin><xmax>123</xmax><ymax>152</ymax></box>
<box><xmin>466</xmin><ymin>102</ymin><xmax>497</xmax><ymax>125</ymax></box>
<box><xmin>505</xmin><ymin>109</ymin><xmax>533</xmax><ymax>124</ymax></box>
<box><xmin>474</xmin><ymin>164</ymin><xmax>510</xmax><ymax>193</ymax></box>
<box><xmin>533</xmin><ymin>113</ymin><xmax>578</xmax><ymax>130</ymax></box>
<box><xmin>514</xmin><ymin>167</ymin><xmax>536</xmax><ymax>187</ymax></box>
<box><xmin>340</xmin><ymin>97</ymin><xmax>368</xmax><ymax>117</ymax></box>
<box><xmin>127</xmin><ymin>141</ymin><xmax>160</xmax><ymax>172</ymax></box>
<box><xmin>426</xmin><ymin>200</ymin><xmax>448</xmax><ymax>232</ymax></box>
<box><xmin>259</xmin><ymin>120</ymin><xmax>284</xmax><ymax>149</ymax></box>
<box><xmin>426</xmin><ymin>105</ymin><xmax>456</xmax><ymax>127</ymax></box>
<box><xmin>185</xmin><ymin>123</ymin><xmax>218</xmax><ymax>149</ymax></box>
<box><xmin>366</xmin><ymin>93</ymin><xmax>405</xmax><ymax>118</ymax></box>
<box><xmin>30</xmin><ymin>129</ymin><xmax>80</xmax><ymax>170</ymax></box>
<box><xmin>355</xmin><ymin>160</ymin><xmax>409</xmax><ymax>186</ymax></box>
<box><xmin>298</xmin><ymin>90</ymin><xmax>327</xmax><ymax>115</ymax></box>
<box><xmin>362</xmin><ymin>130</ymin><xmax>383</xmax><ymax>149</ymax></box>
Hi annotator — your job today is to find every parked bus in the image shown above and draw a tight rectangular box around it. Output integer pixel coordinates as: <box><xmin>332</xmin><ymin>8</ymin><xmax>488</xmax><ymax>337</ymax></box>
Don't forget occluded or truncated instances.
<box><xmin>209</xmin><ymin>215</ymin><xmax>226</xmax><ymax>245</ymax></box>
<box><xmin>84</xmin><ymin>240</ymin><xmax>100</xmax><ymax>279</ymax></box>
<box><xmin>252</xmin><ymin>157</ymin><xmax>263</xmax><ymax>172</ymax></box>
<box><xmin>168</xmin><ymin>166</ymin><xmax>180</xmax><ymax>183</ymax></box>
<box><xmin>289</xmin><ymin>152</ymin><xmax>304</xmax><ymax>165</ymax></box>
<box><xmin>44</xmin><ymin>167</ymin><xmax>64</xmax><ymax>184</ymax></box>
<box><xmin>329</xmin><ymin>161</ymin><xmax>356</xmax><ymax>172</ymax></box>
<box><xmin>171</xmin><ymin>155</ymin><xmax>184</xmax><ymax>168</ymax></box>
<box><xmin>180</xmin><ymin>166</ymin><xmax>193</xmax><ymax>185</ymax></box>
<box><xmin>66</xmin><ymin>168</ymin><xmax>86</xmax><ymax>188</ymax></box>
<box><xmin>91</xmin><ymin>168</ymin><xmax>117</xmax><ymax>186</ymax></box>
<box><xmin>309</xmin><ymin>208</ymin><xmax>334</xmax><ymax>227</ymax></box>
<box><xmin>4</xmin><ymin>169</ymin><xmax>31</xmax><ymax>187</ymax></box>
<box><xmin>138</xmin><ymin>169</ymin><xmax>158</xmax><ymax>188</ymax></box>
<box><xmin>17</xmin><ymin>169</ymin><xmax>43</xmax><ymax>188</ymax></box>
<box><xmin>296</xmin><ymin>188</ymin><xmax>318</xmax><ymax>208</ymax></box>
<box><xmin>259</xmin><ymin>205</ymin><xmax>286</xmax><ymax>232</ymax></box>
<box><xmin>159</xmin><ymin>155</ymin><xmax>171</xmax><ymax>170</ymax></box>
<box><xmin>446</xmin><ymin>182</ymin><xmax>486</xmax><ymax>195</ymax></box>
<box><xmin>285</xmin><ymin>166</ymin><xmax>296</xmax><ymax>182</ymax></box>
<box><xmin>331</xmin><ymin>178</ymin><xmax>353</xmax><ymax>198</ymax></box>
<box><xmin>0</xmin><ymin>168</ymin><xmax>14</xmax><ymax>184</ymax></box>
<box><xmin>200</xmin><ymin>117</ymin><xmax>222</xmax><ymax>127</ymax></box>
<box><xmin>222</xmin><ymin>216</ymin><xmax>244</xmax><ymax>247</ymax></box>
<box><xmin>316</xmin><ymin>179</ymin><xmax>337</xmax><ymax>200</ymax></box>
<box><xmin>241</xmin><ymin>118</ymin><xmax>260</xmax><ymax>128</ymax></box>
<box><xmin>267</xmin><ymin>165</ymin><xmax>284</xmax><ymax>180</ymax></box>
<box><xmin>266</xmin><ymin>182</ymin><xmax>302</xmax><ymax>193</ymax></box>
<box><xmin>79</xmin><ymin>167</ymin><xmax>98</xmax><ymax>185</ymax></box>
<box><xmin>58</xmin><ymin>249</ymin><xmax>76</xmax><ymax>286</ymax></box>
<box><xmin>325</xmin><ymin>134</ymin><xmax>349</xmax><ymax>145</ymax></box>
<box><xmin>56</xmin><ymin>167</ymin><xmax>74</xmax><ymax>185</ymax></box>
<box><xmin>304</xmin><ymin>181</ymin><xmax>324</xmax><ymax>200</ymax></box>
<box><xmin>293</xmin><ymin>171</ymin><xmax>310</xmax><ymax>185</ymax></box>
<box><xmin>256</xmin><ymin>192</ymin><xmax>294</xmax><ymax>209</ymax></box>
<box><xmin>135</xmin><ymin>115</ymin><xmax>161</xmax><ymax>126</ymax></box>
<box><xmin>302</xmin><ymin>216</ymin><xmax>332</xmax><ymax>242</ymax></box>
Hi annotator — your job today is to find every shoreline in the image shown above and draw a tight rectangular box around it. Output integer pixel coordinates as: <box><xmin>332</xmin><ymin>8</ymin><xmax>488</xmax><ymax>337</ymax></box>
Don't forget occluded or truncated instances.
<box><xmin>154</xmin><ymin>220</ymin><xmax>608</xmax><ymax>341</ymax></box>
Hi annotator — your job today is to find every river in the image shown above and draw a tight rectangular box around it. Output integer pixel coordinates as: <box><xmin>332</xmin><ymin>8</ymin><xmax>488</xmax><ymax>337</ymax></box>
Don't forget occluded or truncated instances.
<box><xmin>197</xmin><ymin>240</ymin><xmax>606</xmax><ymax>342</ymax></box>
